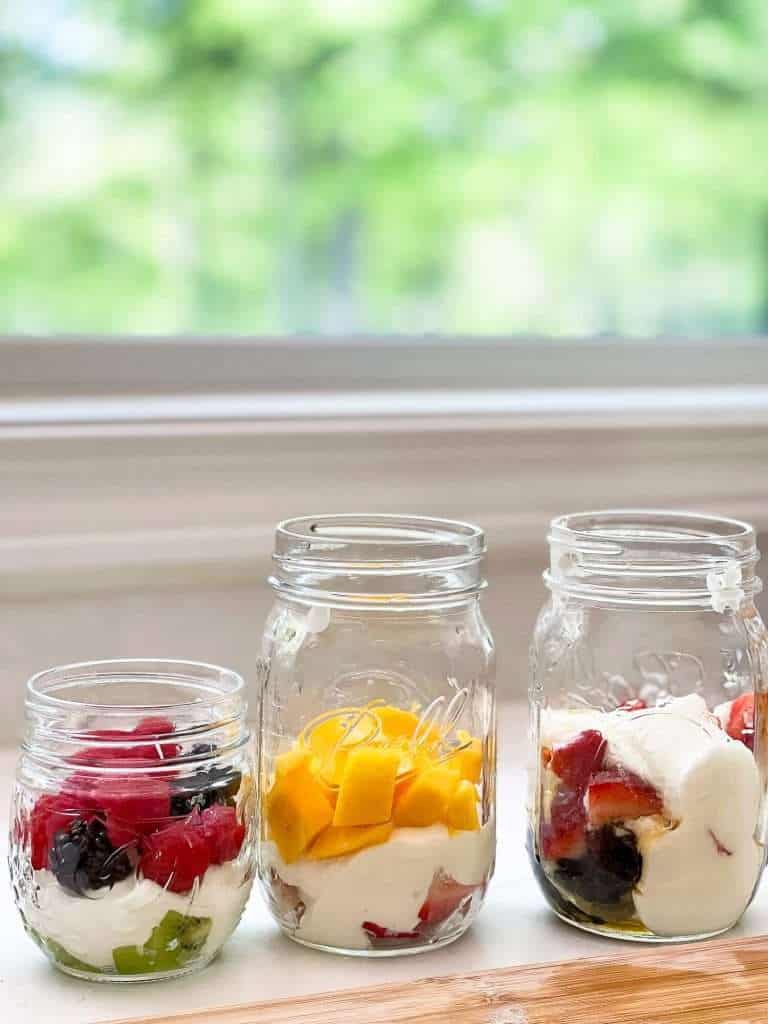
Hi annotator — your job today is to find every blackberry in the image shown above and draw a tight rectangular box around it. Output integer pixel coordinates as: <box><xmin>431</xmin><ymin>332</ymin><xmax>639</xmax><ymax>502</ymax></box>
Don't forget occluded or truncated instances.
<box><xmin>170</xmin><ymin>763</ymin><xmax>241</xmax><ymax>817</ymax></box>
<box><xmin>554</xmin><ymin>825</ymin><xmax>642</xmax><ymax>906</ymax></box>
<box><xmin>50</xmin><ymin>818</ymin><xmax>133</xmax><ymax>896</ymax></box>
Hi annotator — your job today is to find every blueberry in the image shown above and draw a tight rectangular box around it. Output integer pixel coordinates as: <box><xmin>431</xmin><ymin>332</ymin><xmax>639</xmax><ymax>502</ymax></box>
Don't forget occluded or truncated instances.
<box><xmin>170</xmin><ymin>763</ymin><xmax>241</xmax><ymax>817</ymax></box>
<box><xmin>554</xmin><ymin>825</ymin><xmax>642</xmax><ymax>905</ymax></box>
<box><xmin>50</xmin><ymin>818</ymin><xmax>133</xmax><ymax>896</ymax></box>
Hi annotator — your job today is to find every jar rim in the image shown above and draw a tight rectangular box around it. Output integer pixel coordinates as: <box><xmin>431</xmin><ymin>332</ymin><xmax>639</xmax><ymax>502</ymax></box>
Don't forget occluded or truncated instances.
<box><xmin>546</xmin><ymin>509</ymin><xmax>761</xmax><ymax>609</ymax></box>
<box><xmin>27</xmin><ymin>658</ymin><xmax>244</xmax><ymax>714</ymax></box>
<box><xmin>271</xmin><ymin>513</ymin><xmax>486</xmax><ymax>607</ymax></box>
<box><xmin>274</xmin><ymin>513</ymin><xmax>485</xmax><ymax>566</ymax></box>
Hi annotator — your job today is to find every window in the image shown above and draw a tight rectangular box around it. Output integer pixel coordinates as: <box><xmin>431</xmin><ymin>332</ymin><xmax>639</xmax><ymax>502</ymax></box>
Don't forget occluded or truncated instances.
<box><xmin>2</xmin><ymin>1</ymin><xmax>767</xmax><ymax>336</ymax></box>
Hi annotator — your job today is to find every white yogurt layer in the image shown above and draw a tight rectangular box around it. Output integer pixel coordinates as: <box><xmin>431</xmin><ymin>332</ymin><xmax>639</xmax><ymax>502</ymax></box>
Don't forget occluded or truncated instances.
<box><xmin>264</xmin><ymin>823</ymin><xmax>494</xmax><ymax>950</ymax></box>
<box><xmin>24</xmin><ymin>862</ymin><xmax>252</xmax><ymax>969</ymax></box>
<box><xmin>541</xmin><ymin>696</ymin><xmax>763</xmax><ymax>936</ymax></box>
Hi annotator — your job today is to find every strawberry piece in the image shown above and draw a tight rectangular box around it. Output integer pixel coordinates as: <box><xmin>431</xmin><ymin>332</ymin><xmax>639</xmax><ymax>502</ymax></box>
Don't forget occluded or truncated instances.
<box><xmin>616</xmin><ymin>699</ymin><xmax>646</xmax><ymax>712</ymax></box>
<box><xmin>550</xmin><ymin>730</ymin><xmax>606</xmax><ymax>790</ymax></box>
<box><xmin>198</xmin><ymin>803</ymin><xmax>245</xmax><ymax>864</ymax></box>
<box><xmin>140</xmin><ymin>818</ymin><xmax>211</xmax><ymax>893</ymax></box>
<box><xmin>541</xmin><ymin>786</ymin><xmax>587</xmax><ymax>860</ymax></box>
<box><xmin>587</xmin><ymin>769</ymin><xmax>663</xmax><ymax>826</ymax></box>
<box><xmin>417</xmin><ymin>871</ymin><xmax>478</xmax><ymax>925</ymax></box>
<box><xmin>29</xmin><ymin>794</ymin><xmax>76</xmax><ymax>870</ymax></box>
<box><xmin>92</xmin><ymin>776</ymin><xmax>171</xmax><ymax>847</ymax></box>
<box><xmin>362</xmin><ymin>921</ymin><xmax>420</xmax><ymax>941</ymax></box>
<box><xmin>132</xmin><ymin>717</ymin><xmax>180</xmax><ymax>760</ymax></box>
<box><xmin>726</xmin><ymin>694</ymin><xmax>755</xmax><ymax>751</ymax></box>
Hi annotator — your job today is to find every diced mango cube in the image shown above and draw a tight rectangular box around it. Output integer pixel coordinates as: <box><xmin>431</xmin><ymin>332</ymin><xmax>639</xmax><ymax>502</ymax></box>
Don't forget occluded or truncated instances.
<box><xmin>333</xmin><ymin>746</ymin><xmax>401</xmax><ymax>827</ymax></box>
<box><xmin>446</xmin><ymin>780</ymin><xmax>480</xmax><ymax>831</ymax></box>
<box><xmin>266</xmin><ymin>769</ymin><xmax>334</xmax><ymax>863</ymax></box>
<box><xmin>393</xmin><ymin>765</ymin><xmax>460</xmax><ymax>827</ymax></box>
<box><xmin>307</xmin><ymin>821</ymin><xmax>393</xmax><ymax>860</ymax></box>
<box><xmin>274</xmin><ymin>746</ymin><xmax>313</xmax><ymax>780</ymax></box>
<box><xmin>451</xmin><ymin>731</ymin><xmax>483</xmax><ymax>784</ymax></box>
<box><xmin>374</xmin><ymin>705</ymin><xmax>420</xmax><ymax>739</ymax></box>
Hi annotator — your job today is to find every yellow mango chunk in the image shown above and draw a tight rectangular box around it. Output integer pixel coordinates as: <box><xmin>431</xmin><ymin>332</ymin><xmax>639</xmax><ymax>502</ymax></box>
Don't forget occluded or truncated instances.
<box><xmin>274</xmin><ymin>746</ymin><xmax>313</xmax><ymax>780</ymax></box>
<box><xmin>375</xmin><ymin>705</ymin><xmax>420</xmax><ymax>739</ymax></box>
<box><xmin>307</xmin><ymin>821</ymin><xmax>393</xmax><ymax>860</ymax></box>
<box><xmin>393</xmin><ymin>765</ymin><xmax>460</xmax><ymax>827</ymax></box>
<box><xmin>450</xmin><ymin>731</ymin><xmax>483</xmax><ymax>784</ymax></box>
<box><xmin>266</xmin><ymin>769</ymin><xmax>333</xmax><ymax>863</ymax></box>
<box><xmin>446</xmin><ymin>780</ymin><xmax>480</xmax><ymax>831</ymax></box>
<box><xmin>333</xmin><ymin>746</ymin><xmax>401</xmax><ymax>827</ymax></box>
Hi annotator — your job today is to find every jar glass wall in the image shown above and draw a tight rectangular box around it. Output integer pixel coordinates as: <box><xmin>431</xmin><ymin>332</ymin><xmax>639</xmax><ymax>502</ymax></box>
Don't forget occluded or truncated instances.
<box><xmin>258</xmin><ymin>514</ymin><xmax>496</xmax><ymax>956</ymax></box>
<box><xmin>9</xmin><ymin>659</ymin><xmax>256</xmax><ymax>982</ymax></box>
<box><xmin>528</xmin><ymin>511</ymin><xmax>768</xmax><ymax>942</ymax></box>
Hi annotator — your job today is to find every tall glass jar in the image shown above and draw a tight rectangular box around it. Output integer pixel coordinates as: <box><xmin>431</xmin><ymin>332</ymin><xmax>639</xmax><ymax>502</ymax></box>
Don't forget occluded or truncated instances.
<box><xmin>257</xmin><ymin>514</ymin><xmax>496</xmax><ymax>956</ymax></box>
<box><xmin>10</xmin><ymin>659</ymin><xmax>256</xmax><ymax>982</ymax></box>
<box><xmin>528</xmin><ymin>511</ymin><xmax>768</xmax><ymax>942</ymax></box>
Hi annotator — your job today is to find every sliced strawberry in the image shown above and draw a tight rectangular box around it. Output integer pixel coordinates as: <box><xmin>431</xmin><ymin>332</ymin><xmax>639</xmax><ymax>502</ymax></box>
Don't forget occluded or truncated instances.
<box><xmin>550</xmin><ymin>730</ymin><xmax>606</xmax><ymax>790</ymax></box>
<box><xmin>587</xmin><ymin>769</ymin><xmax>663</xmax><ymax>826</ymax></box>
<box><xmin>417</xmin><ymin>871</ymin><xmax>478</xmax><ymax>926</ymax></box>
<box><xmin>29</xmin><ymin>794</ymin><xmax>76</xmax><ymax>870</ymax></box>
<box><xmin>362</xmin><ymin>921</ymin><xmax>420</xmax><ymax>941</ymax></box>
<box><xmin>616</xmin><ymin>698</ymin><xmax>647</xmax><ymax>712</ymax></box>
<box><xmin>726</xmin><ymin>694</ymin><xmax>755</xmax><ymax>751</ymax></box>
<box><xmin>541</xmin><ymin>785</ymin><xmax>587</xmax><ymax>860</ymax></box>
<box><xmin>140</xmin><ymin>818</ymin><xmax>211</xmax><ymax>893</ymax></box>
<box><xmin>198</xmin><ymin>803</ymin><xmax>245</xmax><ymax>864</ymax></box>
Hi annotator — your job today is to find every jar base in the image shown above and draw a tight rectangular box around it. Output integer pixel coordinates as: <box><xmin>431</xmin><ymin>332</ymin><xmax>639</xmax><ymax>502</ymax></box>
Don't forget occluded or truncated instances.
<box><xmin>279</xmin><ymin>925</ymin><xmax>469</xmax><ymax>958</ymax></box>
<box><xmin>550</xmin><ymin>907</ymin><xmax>737</xmax><ymax>944</ymax></box>
<box><xmin>47</xmin><ymin>952</ymin><xmax>219</xmax><ymax>984</ymax></box>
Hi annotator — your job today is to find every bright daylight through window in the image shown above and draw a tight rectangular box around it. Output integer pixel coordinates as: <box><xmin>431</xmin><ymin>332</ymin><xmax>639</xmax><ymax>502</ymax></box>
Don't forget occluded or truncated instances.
<box><xmin>1</xmin><ymin>0</ymin><xmax>766</xmax><ymax>337</ymax></box>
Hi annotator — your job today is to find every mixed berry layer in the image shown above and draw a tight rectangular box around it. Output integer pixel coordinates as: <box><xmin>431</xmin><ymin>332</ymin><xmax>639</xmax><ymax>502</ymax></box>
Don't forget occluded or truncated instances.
<box><xmin>20</xmin><ymin>718</ymin><xmax>248</xmax><ymax>974</ymax></box>
<box><xmin>263</xmin><ymin>703</ymin><xmax>491</xmax><ymax>949</ymax></box>
<box><xmin>534</xmin><ymin>694</ymin><xmax>761</xmax><ymax>936</ymax></box>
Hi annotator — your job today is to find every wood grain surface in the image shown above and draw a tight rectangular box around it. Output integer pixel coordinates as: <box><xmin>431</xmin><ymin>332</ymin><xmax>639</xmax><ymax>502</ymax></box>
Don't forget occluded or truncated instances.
<box><xmin>106</xmin><ymin>933</ymin><xmax>768</xmax><ymax>1024</ymax></box>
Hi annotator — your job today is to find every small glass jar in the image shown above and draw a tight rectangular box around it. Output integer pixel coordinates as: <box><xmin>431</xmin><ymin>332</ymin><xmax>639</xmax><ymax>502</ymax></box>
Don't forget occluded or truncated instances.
<box><xmin>9</xmin><ymin>659</ymin><xmax>256</xmax><ymax>982</ymax></box>
<box><xmin>257</xmin><ymin>514</ymin><xmax>496</xmax><ymax>956</ymax></box>
<box><xmin>528</xmin><ymin>510</ymin><xmax>768</xmax><ymax>942</ymax></box>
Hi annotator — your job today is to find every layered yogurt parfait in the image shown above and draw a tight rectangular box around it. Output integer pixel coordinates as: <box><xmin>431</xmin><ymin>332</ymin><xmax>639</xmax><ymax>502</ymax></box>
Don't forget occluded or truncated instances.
<box><xmin>261</xmin><ymin>702</ymin><xmax>494</xmax><ymax>954</ymax></box>
<box><xmin>529</xmin><ymin>693</ymin><xmax>764</xmax><ymax>939</ymax></box>
<box><xmin>10</xmin><ymin>660</ymin><xmax>255</xmax><ymax>981</ymax></box>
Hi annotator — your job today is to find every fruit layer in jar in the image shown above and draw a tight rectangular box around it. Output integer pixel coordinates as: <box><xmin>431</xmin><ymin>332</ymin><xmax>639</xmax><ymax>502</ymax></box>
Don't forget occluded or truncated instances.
<box><xmin>262</xmin><ymin>703</ymin><xmax>493</xmax><ymax>951</ymax></box>
<box><xmin>531</xmin><ymin>693</ymin><xmax>762</xmax><ymax>938</ymax></box>
<box><xmin>16</xmin><ymin>719</ymin><xmax>253</xmax><ymax>978</ymax></box>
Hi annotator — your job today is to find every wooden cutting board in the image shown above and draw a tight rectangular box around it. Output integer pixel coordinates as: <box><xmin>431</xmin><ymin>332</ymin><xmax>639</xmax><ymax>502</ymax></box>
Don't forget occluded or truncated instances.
<box><xmin>108</xmin><ymin>933</ymin><xmax>768</xmax><ymax>1024</ymax></box>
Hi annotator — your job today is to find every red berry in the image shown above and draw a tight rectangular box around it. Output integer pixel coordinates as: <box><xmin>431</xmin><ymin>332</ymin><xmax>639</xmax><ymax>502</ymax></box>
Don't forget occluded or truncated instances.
<box><xmin>362</xmin><ymin>921</ymin><xmax>420</xmax><ymax>940</ymax></box>
<box><xmin>417</xmin><ymin>872</ymin><xmax>478</xmax><ymax>925</ymax></box>
<box><xmin>726</xmin><ymin>694</ymin><xmax>755</xmax><ymax>751</ymax></box>
<box><xmin>587</xmin><ymin>769</ymin><xmax>663</xmax><ymax>826</ymax></box>
<box><xmin>541</xmin><ymin>786</ymin><xmax>587</xmax><ymax>860</ymax></box>
<box><xmin>92</xmin><ymin>776</ymin><xmax>171</xmax><ymax>847</ymax></box>
<box><xmin>198</xmin><ymin>804</ymin><xmax>245</xmax><ymax>864</ymax></box>
<box><xmin>132</xmin><ymin>717</ymin><xmax>180</xmax><ymax>760</ymax></box>
<box><xmin>140</xmin><ymin>819</ymin><xmax>211</xmax><ymax>893</ymax></box>
<box><xmin>616</xmin><ymin>699</ymin><xmax>647</xmax><ymax>712</ymax></box>
<box><xmin>29</xmin><ymin>793</ymin><xmax>81</xmax><ymax>870</ymax></box>
<box><xmin>550</xmin><ymin>730</ymin><xmax>606</xmax><ymax>790</ymax></box>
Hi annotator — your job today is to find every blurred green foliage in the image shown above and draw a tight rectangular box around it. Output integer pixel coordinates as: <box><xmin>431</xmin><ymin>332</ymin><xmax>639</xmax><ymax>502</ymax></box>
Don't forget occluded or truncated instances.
<box><xmin>1</xmin><ymin>0</ymin><xmax>766</xmax><ymax>335</ymax></box>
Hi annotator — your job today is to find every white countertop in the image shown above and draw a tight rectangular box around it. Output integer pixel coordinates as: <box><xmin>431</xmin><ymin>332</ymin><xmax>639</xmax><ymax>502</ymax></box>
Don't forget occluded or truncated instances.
<box><xmin>4</xmin><ymin>703</ymin><xmax>768</xmax><ymax>1024</ymax></box>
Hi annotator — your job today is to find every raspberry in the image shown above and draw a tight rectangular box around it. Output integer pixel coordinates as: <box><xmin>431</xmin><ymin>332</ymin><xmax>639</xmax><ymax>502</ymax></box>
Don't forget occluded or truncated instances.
<box><xmin>198</xmin><ymin>804</ymin><xmax>245</xmax><ymax>864</ymax></box>
<box><xmin>140</xmin><ymin>819</ymin><xmax>211</xmax><ymax>893</ymax></box>
<box><xmin>29</xmin><ymin>794</ymin><xmax>76</xmax><ymax>870</ymax></box>
<box><xmin>92</xmin><ymin>776</ymin><xmax>171</xmax><ymax>847</ymax></box>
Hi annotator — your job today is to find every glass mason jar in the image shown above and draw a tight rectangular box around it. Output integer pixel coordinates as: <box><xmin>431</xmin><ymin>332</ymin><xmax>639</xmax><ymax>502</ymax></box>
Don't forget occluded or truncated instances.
<box><xmin>528</xmin><ymin>510</ymin><xmax>768</xmax><ymax>942</ymax></box>
<box><xmin>257</xmin><ymin>514</ymin><xmax>496</xmax><ymax>956</ymax></box>
<box><xmin>9</xmin><ymin>659</ymin><xmax>256</xmax><ymax>982</ymax></box>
